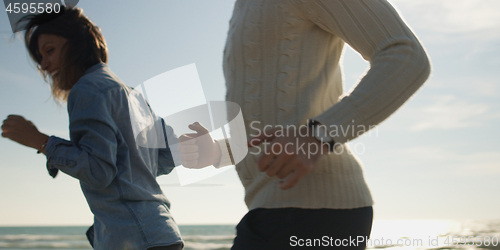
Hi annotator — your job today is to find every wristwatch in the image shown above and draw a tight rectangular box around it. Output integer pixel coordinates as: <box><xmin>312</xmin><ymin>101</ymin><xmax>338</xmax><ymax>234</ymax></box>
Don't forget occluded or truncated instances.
<box><xmin>307</xmin><ymin>120</ymin><xmax>336</xmax><ymax>151</ymax></box>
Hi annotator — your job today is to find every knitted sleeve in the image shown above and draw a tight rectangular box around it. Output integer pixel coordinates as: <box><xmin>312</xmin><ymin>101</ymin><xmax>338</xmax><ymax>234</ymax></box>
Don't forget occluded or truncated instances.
<box><xmin>298</xmin><ymin>0</ymin><xmax>431</xmax><ymax>143</ymax></box>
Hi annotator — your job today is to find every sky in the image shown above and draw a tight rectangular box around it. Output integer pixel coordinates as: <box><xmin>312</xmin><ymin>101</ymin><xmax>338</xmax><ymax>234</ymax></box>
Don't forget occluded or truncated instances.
<box><xmin>0</xmin><ymin>0</ymin><xmax>499</xmax><ymax>226</ymax></box>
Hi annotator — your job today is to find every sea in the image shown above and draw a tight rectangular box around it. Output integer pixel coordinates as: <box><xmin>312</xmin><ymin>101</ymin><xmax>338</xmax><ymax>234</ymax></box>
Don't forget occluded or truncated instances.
<box><xmin>0</xmin><ymin>220</ymin><xmax>499</xmax><ymax>250</ymax></box>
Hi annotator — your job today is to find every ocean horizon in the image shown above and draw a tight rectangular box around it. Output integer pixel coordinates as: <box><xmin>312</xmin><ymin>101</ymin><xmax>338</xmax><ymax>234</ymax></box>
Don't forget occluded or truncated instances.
<box><xmin>0</xmin><ymin>220</ymin><xmax>499</xmax><ymax>249</ymax></box>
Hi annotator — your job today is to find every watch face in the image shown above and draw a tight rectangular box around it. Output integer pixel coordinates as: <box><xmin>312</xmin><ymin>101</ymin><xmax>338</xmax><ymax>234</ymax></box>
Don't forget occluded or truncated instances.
<box><xmin>314</xmin><ymin>124</ymin><xmax>333</xmax><ymax>143</ymax></box>
<box><xmin>318</xmin><ymin>133</ymin><xmax>334</xmax><ymax>143</ymax></box>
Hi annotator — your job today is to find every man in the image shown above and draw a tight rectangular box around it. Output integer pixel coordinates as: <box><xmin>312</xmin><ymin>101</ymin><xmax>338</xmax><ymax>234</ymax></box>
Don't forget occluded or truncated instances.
<box><xmin>179</xmin><ymin>0</ymin><xmax>430</xmax><ymax>249</ymax></box>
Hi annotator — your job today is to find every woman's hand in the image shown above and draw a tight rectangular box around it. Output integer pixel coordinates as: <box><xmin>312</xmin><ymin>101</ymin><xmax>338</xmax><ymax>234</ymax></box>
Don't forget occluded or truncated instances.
<box><xmin>1</xmin><ymin>115</ymin><xmax>49</xmax><ymax>153</ymax></box>
<box><xmin>177</xmin><ymin>122</ymin><xmax>221</xmax><ymax>169</ymax></box>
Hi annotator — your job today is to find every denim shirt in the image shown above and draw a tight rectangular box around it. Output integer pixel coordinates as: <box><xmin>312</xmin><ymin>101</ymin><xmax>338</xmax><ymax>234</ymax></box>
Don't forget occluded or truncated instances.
<box><xmin>45</xmin><ymin>63</ymin><xmax>183</xmax><ymax>250</ymax></box>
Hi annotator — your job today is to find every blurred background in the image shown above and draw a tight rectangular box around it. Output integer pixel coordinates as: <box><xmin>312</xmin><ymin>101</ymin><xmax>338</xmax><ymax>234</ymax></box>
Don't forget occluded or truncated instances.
<box><xmin>0</xmin><ymin>0</ymin><xmax>499</xmax><ymax>249</ymax></box>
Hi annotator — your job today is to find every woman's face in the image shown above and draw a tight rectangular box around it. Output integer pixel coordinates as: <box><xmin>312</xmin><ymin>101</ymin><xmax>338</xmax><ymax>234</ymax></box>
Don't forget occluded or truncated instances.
<box><xmin>37</xmin><ymin>34</ymin><xmax>68</xmax><ymax>78</ymax></box>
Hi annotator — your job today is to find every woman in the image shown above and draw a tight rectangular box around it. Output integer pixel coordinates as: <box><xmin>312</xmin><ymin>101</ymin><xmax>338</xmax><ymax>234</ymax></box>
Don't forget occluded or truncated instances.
<box><xmin>1</xmin><ymin>6</ymin><xmax>183</xmax><ymax>250</ymax></box>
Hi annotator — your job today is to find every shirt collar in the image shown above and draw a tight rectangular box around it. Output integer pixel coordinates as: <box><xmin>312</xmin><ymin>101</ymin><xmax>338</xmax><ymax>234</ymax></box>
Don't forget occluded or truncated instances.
<box><xmin>83</xmin><ymin>62</ymin><xmax>107</xmax><ymax>76</ymax></box>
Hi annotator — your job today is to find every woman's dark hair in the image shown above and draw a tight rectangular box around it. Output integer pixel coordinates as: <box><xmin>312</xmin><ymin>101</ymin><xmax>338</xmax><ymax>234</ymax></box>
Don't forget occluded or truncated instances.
<box><xmin>16</xmin><ymin>6</ymin><xmax>107</xmax><ymax>101</ymax></box>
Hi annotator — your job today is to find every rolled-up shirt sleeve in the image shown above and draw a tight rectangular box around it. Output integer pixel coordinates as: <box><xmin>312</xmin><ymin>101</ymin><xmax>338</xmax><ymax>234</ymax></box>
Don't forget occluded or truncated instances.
<box><xmin>45</xmin><ymin>83</ymin><xmax>118</xmax><ymax>189</ymax></box>
<box><xmin>157</xmin><ymin>118</ymin><xmax>179</xmax><ymax>176</ymax></box>
<box><xmin>299</xmin><ymin>0</ymin><xmax>432</xmax><ymax>143</ymax></box>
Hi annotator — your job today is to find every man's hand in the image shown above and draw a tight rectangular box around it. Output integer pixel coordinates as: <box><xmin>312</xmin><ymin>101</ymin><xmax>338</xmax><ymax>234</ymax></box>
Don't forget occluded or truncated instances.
<box><xmin>1</xmin><ymin>115</ymin><xmax>49</xmax><ymax>152</ymax></box>
<box><xmin>177</xmin><ymin>122</ymin><xmax>221</xmax><ymax>169</ymax></box>
<box><xmin>249</xmin><ymin>126</ymin><xmax>329</xmax><ymax>190</ymax></box>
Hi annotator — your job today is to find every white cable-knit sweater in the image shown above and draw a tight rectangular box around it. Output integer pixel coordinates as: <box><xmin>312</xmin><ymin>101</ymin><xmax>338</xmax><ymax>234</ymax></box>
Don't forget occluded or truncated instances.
<box><xmin>216</xmin><ymin>0</ymin><xmax>431</xmax><ymax>210</ymax></box>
